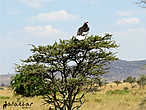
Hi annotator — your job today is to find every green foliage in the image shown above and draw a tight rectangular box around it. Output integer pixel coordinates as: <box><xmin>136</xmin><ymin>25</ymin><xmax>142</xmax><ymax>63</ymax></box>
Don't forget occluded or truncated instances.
<box><xmin>123</xmin><ymin>76</ymin><xmax>136</xmax><ymax>86</ymax></box>
<box><xmin>85</xmin><ymin>78</ymin><xmax>107</xmax><ymax>93</ymax></box>
<box><xmin>113</xmin><ymin>80</ymin><xmax>121</xmax><ymax>86</ymax></box>
<box><xmin>88</xmin><ymin>77</ymin><xmax>108</xmax><ymax>89</ymax></box>
<box><xmin>0</xmin><ymin>87</ymin><xmax>4</xmax><ymax>90</ymax></box>
<box><xmin>11</xmin><ymin>64</ymin><xmax>49</xmax><ymax>97</ymax></box>
<box><xmin>0</xmin><ymin>96</ymin><xmax>9</xmax><ymax>99</ymax></box>
<box><xmin>137</xmin><ymin>75</ymin><xmax>146</xmax><ymax>89</ymax></box>
<box><xmin>106</xmin><ymin>89</ymin><xmax>129</xmax><ymax>95</ymax></box>
<box><xmin>11</xmin><ymin>35</ymin><xmax>118</xmax><ymax>110</ymax></box>
<box><xmin>123</xmin><ymin>87</ymin><xmax>129</xmax><ymax>91</ymax></box>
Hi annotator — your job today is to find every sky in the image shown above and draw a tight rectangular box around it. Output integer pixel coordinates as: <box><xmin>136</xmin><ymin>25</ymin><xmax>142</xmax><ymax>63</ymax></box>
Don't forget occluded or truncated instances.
<box><xmin>0</xmin><ymin>0</ymin><xmax>146</xmax><ymax>74</ymax></box>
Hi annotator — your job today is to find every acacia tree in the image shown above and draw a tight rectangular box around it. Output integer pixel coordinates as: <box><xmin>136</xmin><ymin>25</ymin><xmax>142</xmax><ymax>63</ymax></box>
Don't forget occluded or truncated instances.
<box><xmin>137</xmin><ymin>75</ymin><xmax>146</xmax><ymax>89</ymax></box>
<box><xmin>113</xmin><ymin>80</ymin><xmax>121</xmax><ymax>87</ymax></box>
<box><xmin>11</xmin><ymin>35</ymin><xmax>118</xmax><ymax>110</ymax></box>
<box><xmin>123</xmin><ymin>76</ymin><xmax>136</xmax><ymax>87</ymax></box>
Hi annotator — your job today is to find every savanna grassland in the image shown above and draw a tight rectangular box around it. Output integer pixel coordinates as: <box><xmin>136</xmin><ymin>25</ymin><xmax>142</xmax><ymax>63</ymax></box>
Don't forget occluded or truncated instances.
<box><xmin>0</xmin><ymin>83</ymin><xmax>146</xmax><ymax>110</ymax></box>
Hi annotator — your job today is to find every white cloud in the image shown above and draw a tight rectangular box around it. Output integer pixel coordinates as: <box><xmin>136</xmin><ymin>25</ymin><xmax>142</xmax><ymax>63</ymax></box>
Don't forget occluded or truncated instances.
<box><xmin>116</xmin><ymin>17</ymin><xmax>140</xmax><ymax>25</ymax></box>
<box><xmin>19</xmin><ymin>0</ymin><xmax>54</xmax><ymax>8</ymax></box>
<box><xmin>116</xmin><ymin>11</ymin><xmax>136</xmax><ymax>16</ymax></box>
<box><xmin>29</xmin><ymin>10</ymin><xmax>80</xmax><ymax>22</ymax></box>
<box><xmin>7</xmin><ymin>25</ymin><xmax>70</xmax><ymax>45</ymax></box>
<box><xmin>24</xmin><ymin>25</ymin><xmax>63</xmax><ymax>37</ymax></box>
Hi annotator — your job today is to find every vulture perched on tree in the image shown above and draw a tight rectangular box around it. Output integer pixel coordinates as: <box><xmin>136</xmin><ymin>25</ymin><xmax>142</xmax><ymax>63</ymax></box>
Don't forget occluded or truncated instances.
<box><xmin>77</xmin><ymin>22</ymin><xmax>90</xmax><ymax>36</ymax></box>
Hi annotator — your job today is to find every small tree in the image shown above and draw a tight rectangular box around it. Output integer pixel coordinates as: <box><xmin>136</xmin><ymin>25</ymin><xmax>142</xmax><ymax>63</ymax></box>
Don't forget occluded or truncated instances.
<box><xmin>11</xmin><ymin>35</ymin><xmax>118</xmax><ymax>110</ymax></box>
<box><xmin>114</xmin><ymin>80</ymin><xmax>121</xmax><ymax>87</ymax></box>
<box><xmin>87</xmin><ymin>77</ymin><xmax>108</xmax><ymax>92</ymax></box>
<box><xmin>123</xmin><ymin>76</ymin><xmax>136</xmax><ymax>87</ymax></box>
<box><xmin>97</xmin><ymin>78</ymin><xmax>108</xmax><ymax>88</ymax></box>
<box><xmin>137</xmin><ymin>75</ymin><xmax>146</xmax><ymax>89</ymax></box>
<box><xmin>11</xmin><ymin>64</ymin><xmax>49</xmax><ymax>96</ymax></box>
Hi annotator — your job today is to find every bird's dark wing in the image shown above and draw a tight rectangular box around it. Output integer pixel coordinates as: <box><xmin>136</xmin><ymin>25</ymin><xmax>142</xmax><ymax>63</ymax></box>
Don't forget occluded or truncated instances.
<box><xmin>81</xmin><ymin>23</ymin><xmax>89</xmax><ymax>32</ymax></box>
<box><xmin>77</xmin><ymin>23</ymin><xmax>90</xmax><ymax>36</ymax></box>
<box><xmin>84</xmin><ymin>26</ymin><xmax>89</xmax><ymax>32</ymax></box>
<box><xmin>77</xmin><ymin>27</ymin><xmax>83</xmax><ymax>35</ymax></box>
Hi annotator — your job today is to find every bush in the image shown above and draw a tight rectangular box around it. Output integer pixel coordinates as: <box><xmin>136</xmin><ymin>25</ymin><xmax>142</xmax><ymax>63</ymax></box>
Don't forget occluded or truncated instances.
<box><xmin>10</xmin><ymin>64</ymin><xmax>49</xmax><ymax>97</ymax></box>
<box><xmin>106</xmin><ymin>89</ymin><xmax>129</xmax><ymax>95</ymax></box>
<box><xmin>123</xmin><ymin>76</ymin><xmax>136</xmax><ymax>86</ymax></box>
<box><xmin>123</xmin><ymin>87</ymin><xmax>129</xmax><ymax>91</ymax></box>
<box><xmin>0</xmin><ymin>87</ymin><xmax>4</xmax><ymax>90</ymax></box>
<box><xmin>137</xmin><ymin>75</ymin><xmax>146</xmax><ymax>89</ymax></box>
<box><xmin>113</xmin><ymin>80</ymin><xmax>121</xmax><ymax>86</ymax></box>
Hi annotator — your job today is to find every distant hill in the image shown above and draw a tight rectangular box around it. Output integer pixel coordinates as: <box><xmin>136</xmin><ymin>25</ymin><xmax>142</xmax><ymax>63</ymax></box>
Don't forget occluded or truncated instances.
<box><xmin>0</xmin><ymin>74</ymin><xmax>13</xmax><ymax>86</ymax></box>
<box><xmin>0</xmin><ymin>59</ymin><xmax>146</xmax><ymax>86</ymax></box>
<box><xmin>104</xmin><ymin>60</ymin><xmax>146</xmax><ymax>81</ymax></box>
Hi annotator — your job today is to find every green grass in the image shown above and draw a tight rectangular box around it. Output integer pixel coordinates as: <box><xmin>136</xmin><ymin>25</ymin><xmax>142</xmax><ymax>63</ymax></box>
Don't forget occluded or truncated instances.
<box><xmin>0</xmin><ymin>87</ymin><xmax>4</xmax><ymax>90</ymax></box>
<box><xmin>105</xmin><ymin>89</ymin><xmax>129</xmax><ymax>95</ymax></box>
<box><xmin>0</xmin><ymin>95</ymin><xmax>9</xmax><ymax>99</ymax></box>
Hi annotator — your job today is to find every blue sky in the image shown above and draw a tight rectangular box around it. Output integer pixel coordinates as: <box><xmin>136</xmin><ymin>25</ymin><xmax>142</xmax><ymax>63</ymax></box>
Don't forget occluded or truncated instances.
<box><xmin>0</xmin><ymin>0</ymin><xmax>146</xmax><ymax>74</ymax></box>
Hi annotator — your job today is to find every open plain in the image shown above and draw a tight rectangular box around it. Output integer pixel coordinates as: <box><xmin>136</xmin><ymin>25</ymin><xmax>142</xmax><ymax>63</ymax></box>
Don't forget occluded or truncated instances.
<box><xmin>0</xmin><ymin>83</ymin><xmax>146</xmax><ymax>110</ymax></box>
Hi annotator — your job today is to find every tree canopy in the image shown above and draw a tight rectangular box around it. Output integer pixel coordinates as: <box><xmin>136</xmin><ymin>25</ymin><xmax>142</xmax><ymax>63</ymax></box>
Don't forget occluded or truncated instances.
<box><xmin>137</xmin><ymin>75</ymin><xmax>146</xmax><ymax>89</ymax></box>
<box><xmin>123</xmin><ymin>76</ymin><xmax>136</xmax><ymax>86</ymax></box>
<box><xmin>11</xmin><ymin>35</ymin><xmax>118</xmax><ymax>110</ymax></box>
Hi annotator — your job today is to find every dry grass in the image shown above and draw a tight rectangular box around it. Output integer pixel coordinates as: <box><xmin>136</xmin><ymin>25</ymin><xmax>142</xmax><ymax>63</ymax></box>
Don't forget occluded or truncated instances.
<box><xmin>0</xmin><ymin>83</ymin><xmax>146</xmax><ymax>110</ymax></box>
<box><xmin>0</xmin><ymin>87</ymin><xmax>49</xmax><ymax>110</ymax></box>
